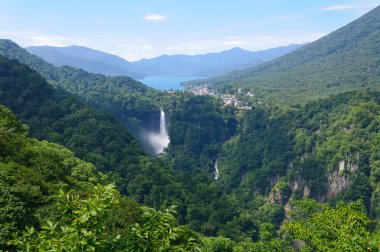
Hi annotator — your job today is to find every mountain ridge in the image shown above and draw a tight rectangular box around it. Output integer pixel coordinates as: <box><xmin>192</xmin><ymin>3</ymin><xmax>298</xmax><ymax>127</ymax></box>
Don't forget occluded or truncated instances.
<box><xmin>26</xmin><ymin>43</ymin><xmax>305</xmax><ymax>78</ymax></box>
<box><xmin>27</xmin><ymin>45</ymin><xmax>143</xmax><ymax>78</ymax></box>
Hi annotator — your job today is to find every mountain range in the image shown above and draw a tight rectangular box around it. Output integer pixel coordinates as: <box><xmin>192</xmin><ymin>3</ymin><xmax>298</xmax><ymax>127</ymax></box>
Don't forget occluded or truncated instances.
<box><xmin>132</xmin><ymin>44</ymin><xmax>304</xmax><ymax>77</ymax></box>
<box><xmin>26</xmin><ymin>44</ymin><xmax>304</xmax><ymax>78</ymax></box>
<box><xmin>187</xmin><ymin>5</ymin><xmax>380</xmax><ymax>105</ymax></box>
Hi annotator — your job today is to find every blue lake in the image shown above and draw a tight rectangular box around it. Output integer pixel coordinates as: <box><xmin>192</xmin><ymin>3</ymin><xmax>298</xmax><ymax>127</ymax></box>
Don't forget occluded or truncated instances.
<box><xmin>138</xmin><ymin>76</ymin><xmax>203</xmax><ymax>90</ymax></box>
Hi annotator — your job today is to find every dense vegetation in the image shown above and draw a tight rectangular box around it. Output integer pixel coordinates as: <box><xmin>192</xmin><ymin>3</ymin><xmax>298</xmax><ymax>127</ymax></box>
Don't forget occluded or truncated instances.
<box><xmin>164</xmin><ymin>90</ymin><xmax>380</xmax><ymax>241</ymax></box>
<box><xmin>166</xmin><ymin>93</ymin><xmax>236</xmax><ymax>172</ymax></box>
<box><xmin>1</xmin><ymin>6</ymin><xmax>380</xmax><ymax>250</ymax></box>
<box><xmin>187</xmin><ymin>6</ymin><xmax>380</xmax><ymax>105</ymax></box>
<box><xmin>2</xmin><ymin>44</ymin><xmax>380</xmax><ymax>247</ymax></box>
<box><xmin>2</xmin><ymin>104</ymin><xmax>379</xmax><ymax>251</ymax></box>
<box><xmin>0</xmin><ymin>104</ymin><xmax>203</xmax><ymax>251</ymax></box>
<box><xmin>219</xmin><ymin>91</ymin><xmax>380</xmax><ymax>220</ymax></box>
<box><xmin>0</xmin><ymin>55</ymin><xmax>192</xmax><ymax>214</ymax></box>
<box><xmin>0</xmin><ymin>39</ymin><xmax>159</xmax><ymax>140</ymax></box>
<box><xmin>0</xmin><ymin>52</ymin><xmax>262</xmax><ymax>239</ymax></box>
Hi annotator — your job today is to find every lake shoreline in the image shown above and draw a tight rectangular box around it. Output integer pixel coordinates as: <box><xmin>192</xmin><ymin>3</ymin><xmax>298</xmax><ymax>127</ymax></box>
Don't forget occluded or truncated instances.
<box><xmin>138</xmin><ymin>76</ymin><xmax>205</xmax><ymax>90</ymax></box>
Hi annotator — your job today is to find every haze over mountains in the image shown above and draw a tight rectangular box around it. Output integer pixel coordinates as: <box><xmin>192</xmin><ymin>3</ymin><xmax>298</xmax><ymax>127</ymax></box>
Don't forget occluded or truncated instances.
<box><xmin>187</xmin><ymin>5</ymin><xmax>380</xmax><ymax>104</ymax></box>
<box><xmin>27</xmin><ymin>45</ymin><xmax>144</xmax><ymax>79</ymax></box>
<box><xmin>26</xmin><ymin>44</ymin><xmax>304</xmax><ymax>78</ymax></box>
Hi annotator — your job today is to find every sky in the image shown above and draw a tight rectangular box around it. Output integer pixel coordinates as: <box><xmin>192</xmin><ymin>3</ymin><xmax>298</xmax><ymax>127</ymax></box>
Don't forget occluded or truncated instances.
<box><xmin>0</xmin><ymin>0</ymin><xmax>378</xmax><ymax>61</ymax></box>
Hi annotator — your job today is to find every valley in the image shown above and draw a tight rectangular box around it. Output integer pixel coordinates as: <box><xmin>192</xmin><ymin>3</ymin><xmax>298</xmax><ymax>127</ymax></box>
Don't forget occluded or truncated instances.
<box><xmin>0</xmin><ymin>2</ymin><xmax>380</xmax><ymax>251</ymax></box>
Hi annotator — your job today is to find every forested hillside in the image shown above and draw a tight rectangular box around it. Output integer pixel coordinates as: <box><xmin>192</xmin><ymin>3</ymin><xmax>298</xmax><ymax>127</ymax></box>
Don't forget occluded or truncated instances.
<box><xmin>0</xmin><ymin>53</ymin><xmax>263</xmax><ymax>240</ymax></box>
<box><xmin>2</xmin><ymin>38</ymin><xmax>380</xmax><ymax>245</ymax></box>
<box><xmin>0</xmin><ymin>104</ymin><xmax>206</xmax><ymax>251</ymax></box>
<box><xmin>166</xmin><ymin>94</ymin><xmax>236</xmax><ymax>172</ymax></box>
<box><xmin>0</xmin><ymin>55</ymin><xmax>189</xmax><ymax>211</ymax></box>
<box><xmin>0</xmin><ymin>39</ymin><xmax>159</xmax><ymax>142</ymax></box>
<box><xmin>2</xmin><ymin>82</ymin><xmax>380</xmax><ymax>251</ymax></box>
<box><xmin>187</xmin><ymin>5</ymin><xmax>380</xmax><ymax>105</ymax></box>
<box><xmin>218</xmin><ymin>91</ymin><xmax>380</xmax><ymax>221</ymax></box>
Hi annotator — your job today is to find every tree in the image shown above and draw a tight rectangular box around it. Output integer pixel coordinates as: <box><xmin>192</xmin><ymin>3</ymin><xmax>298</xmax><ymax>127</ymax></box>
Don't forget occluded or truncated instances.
<box><xmin>283</xmin><ymin>199</ymin><xmax>380</xmax><ymax>251</ymax></box>
<box><xmin>202</xmin><ymin>236</ymin><xmax>235</xmax><ymax>252</ymax></box>
<box><xmin>9</xmin><ymin>184</ymin><xmax>121</xmax><ymax>251</ymax></box>
<box><xmin>126</xmin><ymin>205</ymin><xmax>200</xmax><ymax>251</ymax></box>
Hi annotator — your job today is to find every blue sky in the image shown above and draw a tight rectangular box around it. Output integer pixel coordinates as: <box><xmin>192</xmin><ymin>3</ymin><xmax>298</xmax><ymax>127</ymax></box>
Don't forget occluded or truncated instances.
<box><xmin>0</xmin><ymin>0</ymin><xmax>378</xmax><ymax>60</ymax></box>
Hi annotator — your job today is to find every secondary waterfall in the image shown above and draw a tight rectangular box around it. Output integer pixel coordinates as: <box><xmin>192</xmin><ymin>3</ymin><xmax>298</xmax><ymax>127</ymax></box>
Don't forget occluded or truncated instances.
<box><xmin>147</xmin><ymin>109</ymin><xmax>170</xmax><ymax>155</ymax></box>
<box><xmin>214</xmin><ymin>161</ymin><xmax>219</xmax><ymax>180</ymax></box>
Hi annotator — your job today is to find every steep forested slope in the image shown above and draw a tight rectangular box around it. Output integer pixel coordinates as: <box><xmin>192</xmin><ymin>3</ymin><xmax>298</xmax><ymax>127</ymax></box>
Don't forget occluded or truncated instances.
<box><xmin>2</xmin><ymin>98</ymin><xmax>379</xmax><ymax>251</ymax></box>
<box><xmin>0</xmin><ymin>54</ymin><xmax>255</xmax><ymax>239</ymax></box>
<box><xmin>166</xmin><ymin>94</ymin><xmax>236</xmax><ymax>171</ymax></box>
<box><xmin>218</xmin><ymin>91</ymin><xmax>380</xmax><ymax>221</ymax></box>
<box><xmin>0</xmin><ymin>103</ymin><xmax>108</xmax><ymax>247</ymax></box>
<box><xmin>0</xmin><ymin>54</ymin><xmax>186</xmax><ymax>209</ymax></box>
<box><xmin>188</xmin><ymin>6</ymin><xmax>380</xmax><ymax>104</ymax></box>
<box><xmin>0</xmin><ymin>39</ymin><xmax>159</xmax><ymax>138</ymax></box>
<box><xmin>0</xmin><ymin>105</ymin><xmax>204</xmax><ymax>251</ymax></box>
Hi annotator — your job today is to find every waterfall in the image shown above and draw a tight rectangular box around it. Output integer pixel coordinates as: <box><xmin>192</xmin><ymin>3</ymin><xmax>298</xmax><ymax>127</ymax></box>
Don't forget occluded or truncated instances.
<box><xmin>160</xmin><ymin>109</ymin><xmax>167</xmax><ymax>135</ymax></box>
<box><xmin>214</xmin><ymin>161</ymin><xmax>219</xmax><ymax>180</ymax></box>
<box><xmin>146</xmin><ymin>109</ymin><xmax>170</xmax><ymax>155</ymax></box>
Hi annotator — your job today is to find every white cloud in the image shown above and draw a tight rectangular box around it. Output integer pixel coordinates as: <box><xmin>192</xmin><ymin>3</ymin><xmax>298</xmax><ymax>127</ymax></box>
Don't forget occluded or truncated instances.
<box><xmin>139</xmin><ymin>45</ymin><xmax>154</xmax><ymax>51</ymax></box>
<box><xmin>322</xmin><ymin>3</ymin><xmax>379</xmax><ymax>11</ymax></box>
<box><xmin>143</xmin><ymin>13</ymin><xmax>166</xmax><ymax>22</ymax></box>
<box><xmin>85</xmin><ymin>37</ymin><xmax>156</xmax><ymax>61</ymax></box>
<box><xmin>0</xmin><ymin>30</ymin><xmax>75</xmax><ymax>47</ymax></box>
<box><xmin>0</xmin><ymin>31</ymin><xmax>156</xmax><ymax>61</ymax></box>
<box><xmin>165</xmin><ymin>39</ymin><xmax>219</xmax><ymax>53</ymax></box>
<box><xmin>223</xmin><ymin>37</ymin><xmax>246</xmax><ymax>46</ymax></box>
<box><xmin>322</xmin><ymin>5</ymin><xmax>355</xmax><ymax>11</ymax></box>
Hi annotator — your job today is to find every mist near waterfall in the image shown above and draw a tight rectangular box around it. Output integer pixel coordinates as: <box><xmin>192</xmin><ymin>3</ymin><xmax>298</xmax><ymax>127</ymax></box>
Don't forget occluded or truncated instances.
<box><xmin>146</xmin><ymin>110</ymin><xmax>170</xmax><ymax>155</ymax></box>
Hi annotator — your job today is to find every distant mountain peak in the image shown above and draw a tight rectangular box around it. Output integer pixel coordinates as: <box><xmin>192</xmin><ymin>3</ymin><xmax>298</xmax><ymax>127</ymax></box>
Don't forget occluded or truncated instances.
<box><xmin>228</xmin><ymin>47</ymin><xmax>244</xmax><ymax>51</ymax></box>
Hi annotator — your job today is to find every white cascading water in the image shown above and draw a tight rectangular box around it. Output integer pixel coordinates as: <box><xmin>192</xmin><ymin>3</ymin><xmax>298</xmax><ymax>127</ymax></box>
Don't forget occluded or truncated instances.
<box><xmin>214</xmin><ymin>161</ymin><xmax>219</xmax><ymax>180</ymax></box>
<box><xmin>160</xmin><ymin>109</ymin><xmax>167</xmax><ymax>135</ymax></box>
<box><xmin>147</xmin><ymin>109</ymin><xmax>170</xmax><ymax>155</ymax></box>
